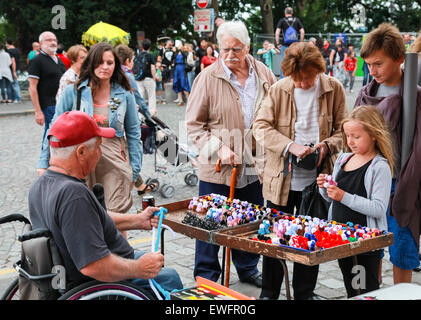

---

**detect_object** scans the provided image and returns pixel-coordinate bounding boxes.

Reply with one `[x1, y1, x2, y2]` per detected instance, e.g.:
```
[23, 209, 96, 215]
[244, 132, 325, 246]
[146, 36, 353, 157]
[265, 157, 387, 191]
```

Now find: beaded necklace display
[182, 193, 387, 252]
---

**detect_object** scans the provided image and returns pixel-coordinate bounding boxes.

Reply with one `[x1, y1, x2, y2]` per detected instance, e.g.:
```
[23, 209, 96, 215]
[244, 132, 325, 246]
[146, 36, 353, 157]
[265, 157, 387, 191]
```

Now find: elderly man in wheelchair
[1, 111, 182, 300]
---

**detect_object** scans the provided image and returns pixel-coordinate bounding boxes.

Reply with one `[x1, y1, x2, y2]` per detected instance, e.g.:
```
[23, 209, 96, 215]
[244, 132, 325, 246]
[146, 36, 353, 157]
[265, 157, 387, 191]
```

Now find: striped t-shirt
[290, 77, 320, 191]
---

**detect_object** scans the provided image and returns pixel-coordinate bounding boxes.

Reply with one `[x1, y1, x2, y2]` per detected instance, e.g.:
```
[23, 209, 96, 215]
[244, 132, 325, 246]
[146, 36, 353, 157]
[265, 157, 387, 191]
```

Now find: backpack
[133, 51, 149, 81]
[283, 18, 299, 46]
[162, 49, 175, 67]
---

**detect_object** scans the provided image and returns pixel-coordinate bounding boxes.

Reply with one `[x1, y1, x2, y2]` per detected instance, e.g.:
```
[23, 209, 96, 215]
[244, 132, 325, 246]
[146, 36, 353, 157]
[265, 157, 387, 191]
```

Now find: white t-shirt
[290, 77, 320, 191]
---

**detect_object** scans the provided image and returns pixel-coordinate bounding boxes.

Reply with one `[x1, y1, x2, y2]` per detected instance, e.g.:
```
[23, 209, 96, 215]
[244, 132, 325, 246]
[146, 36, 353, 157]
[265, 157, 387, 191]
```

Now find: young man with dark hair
[354, 23, 421, 284]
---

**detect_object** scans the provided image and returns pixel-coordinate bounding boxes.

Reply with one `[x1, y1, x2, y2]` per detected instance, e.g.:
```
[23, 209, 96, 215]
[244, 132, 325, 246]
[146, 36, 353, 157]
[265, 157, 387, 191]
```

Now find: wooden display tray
[161, 198, 394, 266]
[214, 223, 394, 266]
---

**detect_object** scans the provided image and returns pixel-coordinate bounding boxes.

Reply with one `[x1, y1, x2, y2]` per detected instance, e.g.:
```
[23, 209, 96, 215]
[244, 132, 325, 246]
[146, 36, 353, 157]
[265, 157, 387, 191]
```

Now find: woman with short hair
[253, 41, 347, 300]
[56, 44, 88, 102]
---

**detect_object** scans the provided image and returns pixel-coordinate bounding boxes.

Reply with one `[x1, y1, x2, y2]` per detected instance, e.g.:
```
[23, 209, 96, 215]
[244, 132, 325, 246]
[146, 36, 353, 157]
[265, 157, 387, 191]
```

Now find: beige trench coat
[252, 73, 347, 206]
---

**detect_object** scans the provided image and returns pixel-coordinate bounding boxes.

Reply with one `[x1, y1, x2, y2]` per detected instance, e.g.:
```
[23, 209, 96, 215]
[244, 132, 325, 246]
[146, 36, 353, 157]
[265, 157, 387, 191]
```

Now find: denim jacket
[38, 79, 142, 182]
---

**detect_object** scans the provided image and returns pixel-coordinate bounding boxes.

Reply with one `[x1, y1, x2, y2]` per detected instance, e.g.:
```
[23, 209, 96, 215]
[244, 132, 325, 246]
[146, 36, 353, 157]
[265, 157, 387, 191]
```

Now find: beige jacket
[186, 54, 277, 187]
[252, 73, 347, 206]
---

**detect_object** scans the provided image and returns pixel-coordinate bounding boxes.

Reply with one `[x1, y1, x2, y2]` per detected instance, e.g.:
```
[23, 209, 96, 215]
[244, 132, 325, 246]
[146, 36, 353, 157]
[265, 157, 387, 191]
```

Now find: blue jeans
[11, 77, 21, 102]
[362, 62, 373, 86]
[41, 105, 56, 150]
[194, 180, 263, 282]
[0, 78, 12, 101]
[279, 45, 288, 78]
[130, 251, 183, 292]
[387, 179, 420, 270]
[187, 71, 195, 90]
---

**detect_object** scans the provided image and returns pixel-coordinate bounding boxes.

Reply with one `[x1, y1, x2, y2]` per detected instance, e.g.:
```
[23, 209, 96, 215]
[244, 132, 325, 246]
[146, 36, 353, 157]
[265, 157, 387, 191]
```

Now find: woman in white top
[56, 45, 88, 103]
[253, 42, 347, 300]
[0, 43, 13, 103]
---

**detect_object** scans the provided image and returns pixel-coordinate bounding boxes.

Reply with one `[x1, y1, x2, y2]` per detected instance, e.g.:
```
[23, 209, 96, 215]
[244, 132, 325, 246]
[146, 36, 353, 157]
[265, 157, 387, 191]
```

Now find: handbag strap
[76, 88, 82, 111]
[316, 141, 331, 175]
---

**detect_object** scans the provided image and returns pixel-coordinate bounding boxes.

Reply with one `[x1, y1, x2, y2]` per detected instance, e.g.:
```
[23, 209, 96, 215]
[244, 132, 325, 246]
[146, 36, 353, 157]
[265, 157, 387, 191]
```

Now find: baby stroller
[140, 110, 198, 198]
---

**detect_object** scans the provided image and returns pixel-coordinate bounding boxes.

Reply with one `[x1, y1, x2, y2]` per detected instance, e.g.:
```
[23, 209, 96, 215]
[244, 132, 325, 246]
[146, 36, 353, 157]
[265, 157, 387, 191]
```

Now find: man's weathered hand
[139, 206, 160, 230]
[37, 168, 47, 176]
[135, 252, 164, 279]
[35, 110, 45, 126]
[217, 144, 239, 165]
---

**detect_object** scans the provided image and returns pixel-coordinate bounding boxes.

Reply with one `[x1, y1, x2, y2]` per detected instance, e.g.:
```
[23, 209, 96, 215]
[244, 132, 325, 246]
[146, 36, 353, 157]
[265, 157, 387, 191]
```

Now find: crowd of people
[3, 7, 420, 300]
[154, 37, 219, 106]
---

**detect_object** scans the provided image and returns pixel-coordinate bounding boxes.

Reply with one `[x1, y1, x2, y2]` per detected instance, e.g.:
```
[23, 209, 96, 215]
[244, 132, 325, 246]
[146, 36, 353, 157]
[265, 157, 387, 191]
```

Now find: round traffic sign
[197, 0, 209, 9]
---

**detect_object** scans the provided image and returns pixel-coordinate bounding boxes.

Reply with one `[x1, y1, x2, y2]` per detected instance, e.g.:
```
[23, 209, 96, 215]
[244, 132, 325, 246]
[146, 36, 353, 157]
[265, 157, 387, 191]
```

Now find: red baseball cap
[48, 111, 115, 148]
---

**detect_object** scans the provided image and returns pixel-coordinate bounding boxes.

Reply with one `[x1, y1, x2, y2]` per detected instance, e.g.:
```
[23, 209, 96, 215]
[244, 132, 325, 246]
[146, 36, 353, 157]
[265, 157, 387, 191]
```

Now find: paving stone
[319, 278, 346, 289]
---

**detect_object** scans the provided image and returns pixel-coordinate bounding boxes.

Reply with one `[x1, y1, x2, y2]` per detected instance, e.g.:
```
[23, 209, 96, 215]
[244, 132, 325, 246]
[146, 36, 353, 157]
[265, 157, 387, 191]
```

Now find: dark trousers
[260, 191, 320, 300]
[194, 180, 263, 282]
[338, 250, 381, 298]
[0, 77, 12, 100]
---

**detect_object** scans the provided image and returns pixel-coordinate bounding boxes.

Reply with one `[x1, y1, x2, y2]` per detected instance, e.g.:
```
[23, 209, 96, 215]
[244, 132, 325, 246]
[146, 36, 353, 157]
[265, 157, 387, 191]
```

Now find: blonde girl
[317, 105, 393, 298]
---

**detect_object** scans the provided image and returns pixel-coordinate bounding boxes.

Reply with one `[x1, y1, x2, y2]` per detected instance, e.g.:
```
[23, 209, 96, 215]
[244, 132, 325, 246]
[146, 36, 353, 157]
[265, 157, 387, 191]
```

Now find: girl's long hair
[341, 105, 394, 174]
[75, 42, 131, 94]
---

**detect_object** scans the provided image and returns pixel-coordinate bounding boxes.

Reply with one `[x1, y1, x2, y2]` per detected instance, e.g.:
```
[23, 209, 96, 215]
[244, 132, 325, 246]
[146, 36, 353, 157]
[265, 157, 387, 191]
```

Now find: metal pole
[402, 52, 418, 168]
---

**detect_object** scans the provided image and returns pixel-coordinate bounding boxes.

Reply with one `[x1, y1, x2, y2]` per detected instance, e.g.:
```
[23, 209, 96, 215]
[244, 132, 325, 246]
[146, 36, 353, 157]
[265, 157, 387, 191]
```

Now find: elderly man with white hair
[28, 31, 66, 170]
[186, 21, 277, 287]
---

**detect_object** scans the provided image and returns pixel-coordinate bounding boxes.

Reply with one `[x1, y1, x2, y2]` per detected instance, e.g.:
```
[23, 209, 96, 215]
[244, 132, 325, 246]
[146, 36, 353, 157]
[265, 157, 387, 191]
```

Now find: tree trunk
[210, 0, 220, 43]
[210, 0, 219, 14]
[260, 0, 274, 34]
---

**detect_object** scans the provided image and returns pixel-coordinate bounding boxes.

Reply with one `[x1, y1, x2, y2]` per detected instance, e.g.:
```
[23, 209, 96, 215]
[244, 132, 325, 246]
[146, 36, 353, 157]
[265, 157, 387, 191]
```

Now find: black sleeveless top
[332, 155, 372, 226]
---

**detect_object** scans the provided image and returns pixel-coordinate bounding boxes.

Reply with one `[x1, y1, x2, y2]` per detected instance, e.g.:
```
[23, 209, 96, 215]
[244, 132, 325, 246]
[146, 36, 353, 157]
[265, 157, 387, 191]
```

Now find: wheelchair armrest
[13, 260, 58, 281]
[0, 213, 30, 226]
[18, 229, 52, 242]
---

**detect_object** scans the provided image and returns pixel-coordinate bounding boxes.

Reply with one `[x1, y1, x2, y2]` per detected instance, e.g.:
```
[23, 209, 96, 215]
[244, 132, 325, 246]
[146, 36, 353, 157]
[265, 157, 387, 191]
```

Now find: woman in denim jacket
[38, 42, 141, 217]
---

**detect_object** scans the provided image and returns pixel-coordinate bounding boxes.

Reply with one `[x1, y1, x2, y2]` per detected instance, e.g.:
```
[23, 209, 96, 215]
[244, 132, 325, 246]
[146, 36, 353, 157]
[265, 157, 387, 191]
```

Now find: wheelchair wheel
[0, 278, 19, 300]
[58, 280, 154, 300]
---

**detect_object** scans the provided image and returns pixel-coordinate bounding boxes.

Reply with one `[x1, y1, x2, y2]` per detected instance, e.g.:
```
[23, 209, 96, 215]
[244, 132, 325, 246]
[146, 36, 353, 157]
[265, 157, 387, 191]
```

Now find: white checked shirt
[221, 59, 258, 188]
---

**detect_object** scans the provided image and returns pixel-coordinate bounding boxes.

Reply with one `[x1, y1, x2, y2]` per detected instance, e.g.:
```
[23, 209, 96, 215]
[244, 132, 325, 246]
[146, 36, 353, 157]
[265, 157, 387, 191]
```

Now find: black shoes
[240, 271, 263, 288]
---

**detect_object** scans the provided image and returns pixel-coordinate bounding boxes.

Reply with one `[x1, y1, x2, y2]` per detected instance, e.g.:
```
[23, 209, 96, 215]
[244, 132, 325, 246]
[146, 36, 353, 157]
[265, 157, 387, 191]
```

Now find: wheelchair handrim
[79, 289, 143, 300]
[66, 284, 150, 300]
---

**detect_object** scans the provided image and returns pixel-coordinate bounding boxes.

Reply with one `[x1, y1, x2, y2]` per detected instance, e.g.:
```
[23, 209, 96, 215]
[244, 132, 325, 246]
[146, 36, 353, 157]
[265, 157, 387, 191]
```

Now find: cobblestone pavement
[1, 80, 420, 300]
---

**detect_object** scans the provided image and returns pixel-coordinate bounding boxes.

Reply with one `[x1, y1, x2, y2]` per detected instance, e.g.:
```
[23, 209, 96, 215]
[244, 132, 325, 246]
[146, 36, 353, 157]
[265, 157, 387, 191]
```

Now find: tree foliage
[0, 0, 420, 55]
[217, 0, 421, 34]
[0, 0, 193, 53]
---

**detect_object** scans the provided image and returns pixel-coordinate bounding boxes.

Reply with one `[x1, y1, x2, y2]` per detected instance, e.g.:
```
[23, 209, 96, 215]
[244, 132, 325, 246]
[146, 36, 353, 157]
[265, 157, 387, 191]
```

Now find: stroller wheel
[184, 173, 191, 185]
[185, 173, 198, 186]
[148, 179, 160, 191]
[160, 184, 175, 198]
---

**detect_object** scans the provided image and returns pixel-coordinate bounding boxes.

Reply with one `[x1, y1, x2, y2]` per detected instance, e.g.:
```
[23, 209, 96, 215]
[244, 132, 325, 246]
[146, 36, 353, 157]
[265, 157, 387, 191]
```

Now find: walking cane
[216, 158, 238, 288]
